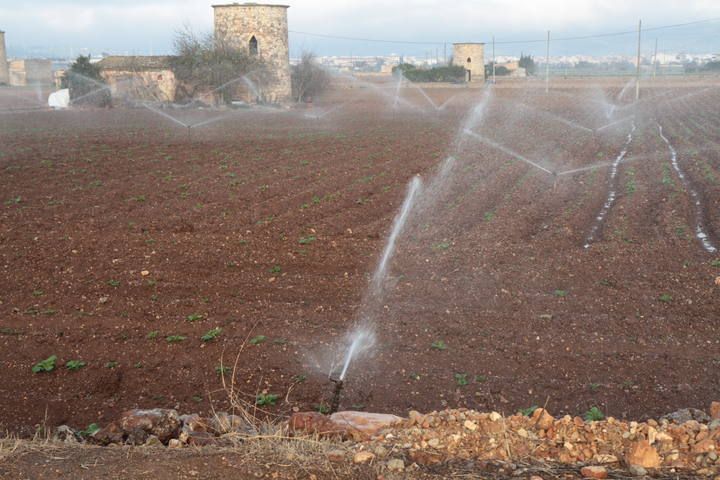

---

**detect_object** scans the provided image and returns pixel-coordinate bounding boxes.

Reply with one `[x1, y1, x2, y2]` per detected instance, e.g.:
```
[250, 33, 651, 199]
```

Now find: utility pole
[492, 36, 496, 84]
[653, 38, 658, 79]
[635, 19, 642, 101]
[444, 43, 447, 65]
[545, 30, 551, 93]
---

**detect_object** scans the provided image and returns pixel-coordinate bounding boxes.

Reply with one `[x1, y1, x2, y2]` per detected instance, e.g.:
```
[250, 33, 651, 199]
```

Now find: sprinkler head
[329, 378, 344, 414]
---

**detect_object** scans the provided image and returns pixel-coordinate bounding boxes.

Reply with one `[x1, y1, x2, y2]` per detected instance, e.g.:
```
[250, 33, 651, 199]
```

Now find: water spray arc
[658, 124, 717, 254]
[328, 176, 423, 411]
[584, 123, 636, 249]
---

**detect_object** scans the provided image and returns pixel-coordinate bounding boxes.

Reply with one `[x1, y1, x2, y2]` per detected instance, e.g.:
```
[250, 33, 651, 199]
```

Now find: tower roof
[212, 3, 289, 8]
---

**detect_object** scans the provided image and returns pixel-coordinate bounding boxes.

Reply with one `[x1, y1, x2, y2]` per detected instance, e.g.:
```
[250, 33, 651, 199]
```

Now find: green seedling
[146, 331, 159, 339]
[65, 360, 86, 371]
[433, 242, 451, 250]
[186, 313, 203, 322]
[659, 294, 673, 303]
[105, 361, 119, 369]
[256, 393, 279, 406]
[314, 403, 330, 414]
[201, 328, 222, 342]
[249, 335, 267, 345]
[553, 289, 568, 297]
[299, 235, 316, 245]
[32, 355, 57, 373]
[454, 373, 469, 386]
[216, 365, 231, 376]
[431, 340, 447, 351]
[166, 335, 186, 343]
[107, 280, 120, 287]
[78, 423, 100, 438]
[519, 405, 539, 417]
[584, 406, 605, 422]
[269, 265, 282, 274]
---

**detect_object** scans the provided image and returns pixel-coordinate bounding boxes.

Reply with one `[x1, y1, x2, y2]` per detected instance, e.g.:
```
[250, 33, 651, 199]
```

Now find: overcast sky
[2, 0, 719, 58]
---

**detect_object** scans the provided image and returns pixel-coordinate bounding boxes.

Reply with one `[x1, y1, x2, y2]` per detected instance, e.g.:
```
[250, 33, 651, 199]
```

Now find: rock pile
[290, 402, 720, 475]
[51, 402, 720, 476]
[88, 409, 254, 447]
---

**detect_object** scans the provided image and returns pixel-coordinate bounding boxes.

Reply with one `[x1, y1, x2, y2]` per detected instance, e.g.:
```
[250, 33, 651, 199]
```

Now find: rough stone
[531, 408, 554, 430]
[180, 414, 209, 433]
[54, 425, 77, 443]
[186, 431, 217, 447]
[126, 428, 149, 446]
[326, 450, 346, 463]
[92, 422, 124, 446]
[387, 458, 405, 472]
[580, 466, 608, 479]
[210, 412, 252, 435]
[463, 420, 478, 431]
[119, 409, 180, 443]
[592, 454, 619, 464]
[289, 412, 344, 438]
[168, 438, 183, 448]
[144, 435, 162, 447]
[353, 450, 375, 464]
[661, 409, 710, 425]
[711, 402, 720, 421]
[329, 411, 404, 440]
[626, 440, 661, 469]
[628, 465, 647, 477]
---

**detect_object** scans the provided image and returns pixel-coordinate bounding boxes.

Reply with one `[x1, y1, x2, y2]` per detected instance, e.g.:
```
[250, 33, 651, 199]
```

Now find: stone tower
[213, 3, 291, 103]
[453, 43, 485, 83]
[0, 31, 9, 85]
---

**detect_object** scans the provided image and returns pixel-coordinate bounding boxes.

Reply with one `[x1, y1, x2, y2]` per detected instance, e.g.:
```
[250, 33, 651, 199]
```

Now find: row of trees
[392, 63, 466, 83]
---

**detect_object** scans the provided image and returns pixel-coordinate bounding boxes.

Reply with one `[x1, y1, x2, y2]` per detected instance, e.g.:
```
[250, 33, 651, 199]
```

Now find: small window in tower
[467, 57, 472, 63]
[249, 36, 258, 56]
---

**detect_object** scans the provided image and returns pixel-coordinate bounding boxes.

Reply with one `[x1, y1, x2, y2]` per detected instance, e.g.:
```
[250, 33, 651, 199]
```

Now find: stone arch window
[467, 57, 472, 63]
[249, 36, 258, 56]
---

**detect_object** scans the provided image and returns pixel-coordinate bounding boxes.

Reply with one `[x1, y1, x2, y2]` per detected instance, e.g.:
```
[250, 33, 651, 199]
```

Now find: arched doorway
[249, 36, 258, 56]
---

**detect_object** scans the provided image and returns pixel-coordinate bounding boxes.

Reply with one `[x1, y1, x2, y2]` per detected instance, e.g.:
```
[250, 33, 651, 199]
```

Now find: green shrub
[392, 64, 466, 83]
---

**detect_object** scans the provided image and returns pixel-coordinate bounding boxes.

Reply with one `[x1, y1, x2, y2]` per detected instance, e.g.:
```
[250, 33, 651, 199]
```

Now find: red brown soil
[0, 78, 719, 436]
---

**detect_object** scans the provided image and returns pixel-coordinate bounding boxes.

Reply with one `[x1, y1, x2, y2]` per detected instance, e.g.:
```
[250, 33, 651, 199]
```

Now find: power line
[289, 30, 444, 46]
[289, 16, 720, 47]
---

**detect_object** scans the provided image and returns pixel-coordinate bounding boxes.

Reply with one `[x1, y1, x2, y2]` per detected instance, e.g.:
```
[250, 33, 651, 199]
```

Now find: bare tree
[291, 52, 331, 103]
[170, 28, 270, 104]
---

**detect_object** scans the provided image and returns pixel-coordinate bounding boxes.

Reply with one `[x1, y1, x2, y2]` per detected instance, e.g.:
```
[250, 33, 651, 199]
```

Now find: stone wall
[453, 44, 485, 83]
[0, 31, 9, 85]
[101, 69, 177, 103]
[9, 59, 53, 87]
[213, 3, 291, 103]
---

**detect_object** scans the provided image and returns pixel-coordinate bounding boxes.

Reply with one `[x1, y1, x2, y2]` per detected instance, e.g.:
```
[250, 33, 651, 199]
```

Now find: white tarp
[48, 89, 70, 109]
